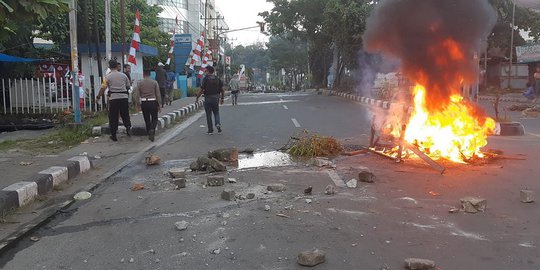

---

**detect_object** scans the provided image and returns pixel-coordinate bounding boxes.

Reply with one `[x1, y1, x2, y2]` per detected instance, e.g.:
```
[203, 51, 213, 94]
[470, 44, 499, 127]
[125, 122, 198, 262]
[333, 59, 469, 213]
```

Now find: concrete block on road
[163, 115, 172, 127]
[3, 182, 38, 207]
[460, 197, 487, 213]
[221, 189, 235, 201]
[404, 258, 436, 270]
[207, 175, 225, 186]
[267, 183, 286, 192]
[168, 112, 177, 122]
[39, 166, 68, 187]
[157, 118, 166, 130]
[172, 178, 186, 189]
[520, 190, 535, 203]
[68, 156, 92, 174]
[92, 126, 102, 136]
[30, 174, 54, 195]
[0, 190, 20, 215]
[168, 168, 187, 178]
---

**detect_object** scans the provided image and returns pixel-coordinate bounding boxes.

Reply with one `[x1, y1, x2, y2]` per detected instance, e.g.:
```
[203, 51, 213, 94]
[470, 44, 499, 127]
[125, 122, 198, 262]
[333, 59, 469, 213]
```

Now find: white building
[150, 0, 228, 54]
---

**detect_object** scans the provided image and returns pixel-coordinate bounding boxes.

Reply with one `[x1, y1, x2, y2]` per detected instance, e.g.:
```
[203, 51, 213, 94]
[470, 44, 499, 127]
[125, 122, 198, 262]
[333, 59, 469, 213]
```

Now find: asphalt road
[0, 92, 539, 270]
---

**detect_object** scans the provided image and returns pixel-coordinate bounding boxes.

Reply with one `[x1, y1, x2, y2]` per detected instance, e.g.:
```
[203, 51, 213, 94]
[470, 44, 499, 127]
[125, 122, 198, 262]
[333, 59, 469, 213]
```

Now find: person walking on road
[229, 74, 240, 105]
[165, 64, 175, 106]
[196, 66, 225, 134]
[133, 70, 161, 142]
[97, 60, 132, 141]
[155, 62, 167, 108]
[534, 66, 540, 98]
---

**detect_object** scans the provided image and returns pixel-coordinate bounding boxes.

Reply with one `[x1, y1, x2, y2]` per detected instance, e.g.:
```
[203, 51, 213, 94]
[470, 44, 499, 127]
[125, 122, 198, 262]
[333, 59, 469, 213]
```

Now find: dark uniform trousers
[141, 100, 159, 133]
[109, 98, 131, 135]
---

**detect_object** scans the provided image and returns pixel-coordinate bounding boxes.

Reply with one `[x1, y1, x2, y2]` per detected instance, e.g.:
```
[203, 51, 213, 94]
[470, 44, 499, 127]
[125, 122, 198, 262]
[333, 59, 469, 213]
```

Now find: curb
[478, 95, 540, 104]
[323, 90, 525, 136]
[0, 156, 92, 216]
[94, 100, 205, 136]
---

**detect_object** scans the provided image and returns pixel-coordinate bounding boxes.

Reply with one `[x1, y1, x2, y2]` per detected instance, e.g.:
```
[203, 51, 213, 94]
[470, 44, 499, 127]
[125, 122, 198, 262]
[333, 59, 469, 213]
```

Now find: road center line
[291, 118, 301, 128]
[283, 105, 288, 110]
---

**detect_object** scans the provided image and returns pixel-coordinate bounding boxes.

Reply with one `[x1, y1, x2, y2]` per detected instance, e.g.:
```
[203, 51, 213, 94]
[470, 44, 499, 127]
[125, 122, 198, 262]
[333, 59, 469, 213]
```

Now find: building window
[157, 0, 187, 9]
[159, 18, 190, 34]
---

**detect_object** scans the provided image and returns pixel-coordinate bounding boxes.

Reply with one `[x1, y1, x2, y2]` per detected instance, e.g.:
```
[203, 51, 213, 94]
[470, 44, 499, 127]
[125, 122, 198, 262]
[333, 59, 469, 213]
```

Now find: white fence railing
[0, 77, 102, 115]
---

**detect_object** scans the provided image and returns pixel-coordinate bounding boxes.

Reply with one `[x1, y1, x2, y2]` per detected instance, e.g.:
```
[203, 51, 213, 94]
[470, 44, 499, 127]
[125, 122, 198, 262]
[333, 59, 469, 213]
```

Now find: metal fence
[0, 77, 101, 115]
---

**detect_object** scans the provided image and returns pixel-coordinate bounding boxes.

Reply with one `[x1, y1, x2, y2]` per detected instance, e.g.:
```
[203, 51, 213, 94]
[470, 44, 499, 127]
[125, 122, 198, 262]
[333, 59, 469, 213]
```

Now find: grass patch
[187, 87, 199, 97]
[286, 130, 343, 158]
[0, 140, 16, 151]
[0, 111, 109, 154]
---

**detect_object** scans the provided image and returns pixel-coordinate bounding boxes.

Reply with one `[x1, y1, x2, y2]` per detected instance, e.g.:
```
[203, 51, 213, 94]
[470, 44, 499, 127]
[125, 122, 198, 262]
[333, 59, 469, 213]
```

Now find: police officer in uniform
[195, 66, 225, 134]
[97, 60, 132, 141]
[133, 70, 161, 141]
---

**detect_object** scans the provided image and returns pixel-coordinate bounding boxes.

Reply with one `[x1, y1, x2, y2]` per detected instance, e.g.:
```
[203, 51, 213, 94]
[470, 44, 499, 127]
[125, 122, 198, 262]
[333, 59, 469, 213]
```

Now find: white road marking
[291, 118, 301, 128]
[232, 100, 299, 106]
[326, 169, 346, 187]
[527, 132, 540, 138]
[283, 105, 288, 110]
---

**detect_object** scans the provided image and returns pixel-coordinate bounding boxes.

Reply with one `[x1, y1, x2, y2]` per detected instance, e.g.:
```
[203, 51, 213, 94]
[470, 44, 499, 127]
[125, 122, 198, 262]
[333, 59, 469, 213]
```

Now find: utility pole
[69, 0, 81, 123]
[508, 0, 516, 89]
[120, 0, 126, 66]
[92, 0, 105, 106]
[105, 0, 112, 60]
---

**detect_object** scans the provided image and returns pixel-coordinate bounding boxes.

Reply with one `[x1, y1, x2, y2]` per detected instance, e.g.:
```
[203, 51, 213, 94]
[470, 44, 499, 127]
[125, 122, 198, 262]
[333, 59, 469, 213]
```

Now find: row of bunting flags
[127, 11, 216, 78]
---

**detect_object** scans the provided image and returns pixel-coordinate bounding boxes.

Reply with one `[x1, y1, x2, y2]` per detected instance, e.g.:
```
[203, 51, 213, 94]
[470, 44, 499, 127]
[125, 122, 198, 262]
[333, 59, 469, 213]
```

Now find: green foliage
[37, 0, 170, 66]
[0, 0, 68, 44]
[288, 132, 343, 158]
[0, 140, 16, 151]
[187, 87, 198, 97]
[227, 43, 270, 84]
[172, 89, 183, 100]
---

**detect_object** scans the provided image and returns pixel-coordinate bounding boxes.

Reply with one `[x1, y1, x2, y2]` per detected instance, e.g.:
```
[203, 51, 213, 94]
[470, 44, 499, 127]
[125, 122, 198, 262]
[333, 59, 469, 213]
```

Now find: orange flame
[399, 84, 495, 163]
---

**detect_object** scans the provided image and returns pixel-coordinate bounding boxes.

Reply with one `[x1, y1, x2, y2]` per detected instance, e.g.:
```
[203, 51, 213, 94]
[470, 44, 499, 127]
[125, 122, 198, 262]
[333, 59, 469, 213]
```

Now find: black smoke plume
[363, 0, 497, 111]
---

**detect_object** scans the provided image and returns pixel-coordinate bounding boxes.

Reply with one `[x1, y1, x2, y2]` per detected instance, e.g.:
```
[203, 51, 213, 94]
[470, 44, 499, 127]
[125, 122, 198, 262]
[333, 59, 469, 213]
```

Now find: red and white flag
[127, 10, 141, 65]
[198, 49, 213, 78]
[189, 32, 205, 70]
[166, 16, 178, 65]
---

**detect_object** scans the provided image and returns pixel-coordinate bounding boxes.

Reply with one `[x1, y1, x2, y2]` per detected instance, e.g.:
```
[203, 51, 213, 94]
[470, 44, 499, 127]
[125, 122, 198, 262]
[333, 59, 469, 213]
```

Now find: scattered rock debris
[357, 167, 375, 183]
[168, 168, 187, 178]
[460, 197, 487, 213]
[130, 184, 145, 191]
[30, 236, 40, 242]
[228, 178, 237, 183]
[404, 258, 436, 270]
[297, 249, 326, 267]
[246, 193, 255, 199]
[325, 185, 335, 195]
[264, 205, 271, 211]
[304, 186, 312, 195]
[172, 178, 186, 189]
[208, 148, 239, 162]
[175, 221, 189, 231]
[267, 184, 286, 192]
[221, 189, 236, 201]
[207, 175, 225, 186]
[346, 179, 358, 188]
[145, 154, 161, 165]
[520, 190, 535, 203]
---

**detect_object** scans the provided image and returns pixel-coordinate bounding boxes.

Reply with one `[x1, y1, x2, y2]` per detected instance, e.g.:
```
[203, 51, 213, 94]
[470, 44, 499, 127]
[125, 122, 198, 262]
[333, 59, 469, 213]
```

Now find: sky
[215, 0, 274, 46]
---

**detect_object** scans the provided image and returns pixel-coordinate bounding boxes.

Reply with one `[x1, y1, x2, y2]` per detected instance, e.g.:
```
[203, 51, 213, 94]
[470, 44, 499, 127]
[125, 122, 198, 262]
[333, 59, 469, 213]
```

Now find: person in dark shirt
[195, 66, 225, 134]
[155, 62, 167, 108]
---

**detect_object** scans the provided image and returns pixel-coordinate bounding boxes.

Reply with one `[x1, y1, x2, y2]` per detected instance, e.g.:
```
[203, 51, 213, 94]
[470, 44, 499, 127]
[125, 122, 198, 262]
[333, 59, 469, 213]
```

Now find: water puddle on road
[237, 151, 294, 169]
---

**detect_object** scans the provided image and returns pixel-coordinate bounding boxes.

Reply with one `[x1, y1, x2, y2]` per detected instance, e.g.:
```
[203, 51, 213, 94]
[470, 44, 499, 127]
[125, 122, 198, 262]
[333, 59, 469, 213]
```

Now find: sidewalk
[0, 96, 203, 216]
